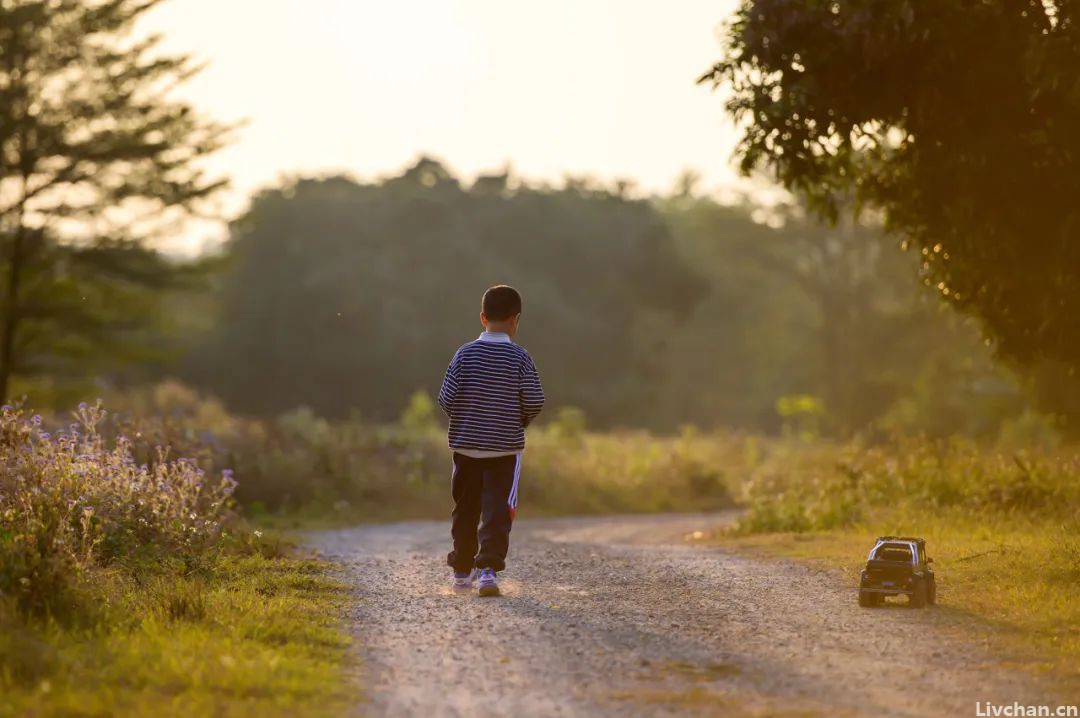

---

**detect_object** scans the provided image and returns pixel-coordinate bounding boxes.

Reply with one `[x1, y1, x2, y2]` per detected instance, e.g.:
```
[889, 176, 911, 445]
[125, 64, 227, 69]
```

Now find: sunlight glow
[138, 0, 743, 252]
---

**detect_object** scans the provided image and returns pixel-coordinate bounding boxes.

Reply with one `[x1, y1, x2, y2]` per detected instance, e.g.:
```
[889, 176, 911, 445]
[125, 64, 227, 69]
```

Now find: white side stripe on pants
[509, 453, 522, 510]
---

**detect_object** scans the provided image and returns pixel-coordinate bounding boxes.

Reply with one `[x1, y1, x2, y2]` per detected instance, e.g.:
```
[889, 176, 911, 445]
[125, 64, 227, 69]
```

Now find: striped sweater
[437, 332, 545, 455]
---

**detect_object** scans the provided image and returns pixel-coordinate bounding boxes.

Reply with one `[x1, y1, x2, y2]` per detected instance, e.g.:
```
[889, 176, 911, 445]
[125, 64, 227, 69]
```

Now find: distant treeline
[181, 158, 1035, 437]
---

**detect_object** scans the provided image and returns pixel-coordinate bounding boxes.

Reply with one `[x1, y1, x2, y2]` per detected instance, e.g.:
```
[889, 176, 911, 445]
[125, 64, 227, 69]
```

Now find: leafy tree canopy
[188, 159, 706, 426]
[701, 0, 1080, 370]
[186, 159, 1022, 435]
[0, 0, 229, 401]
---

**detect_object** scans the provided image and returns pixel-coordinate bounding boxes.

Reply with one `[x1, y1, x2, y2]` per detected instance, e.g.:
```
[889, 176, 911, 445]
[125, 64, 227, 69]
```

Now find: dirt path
[307, 514, 1054, 718]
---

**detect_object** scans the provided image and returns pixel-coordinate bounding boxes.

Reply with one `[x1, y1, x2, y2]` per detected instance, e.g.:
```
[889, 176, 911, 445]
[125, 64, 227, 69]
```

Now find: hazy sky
[140, 0, 743, 251]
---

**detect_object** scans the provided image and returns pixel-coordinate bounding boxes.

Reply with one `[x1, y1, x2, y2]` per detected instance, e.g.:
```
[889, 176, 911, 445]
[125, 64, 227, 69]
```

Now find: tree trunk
[0, 220, 27, 404]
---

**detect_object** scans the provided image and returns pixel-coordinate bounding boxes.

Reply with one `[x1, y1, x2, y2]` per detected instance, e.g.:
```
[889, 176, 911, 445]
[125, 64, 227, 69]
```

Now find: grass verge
[0, 550, 355, 718]
[709, 511, 1080, 698]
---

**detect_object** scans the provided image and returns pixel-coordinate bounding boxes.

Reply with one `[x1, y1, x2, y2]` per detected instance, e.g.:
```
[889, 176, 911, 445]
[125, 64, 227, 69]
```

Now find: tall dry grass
[93, 383, 748, 520]
[735, 437, 1080, 533]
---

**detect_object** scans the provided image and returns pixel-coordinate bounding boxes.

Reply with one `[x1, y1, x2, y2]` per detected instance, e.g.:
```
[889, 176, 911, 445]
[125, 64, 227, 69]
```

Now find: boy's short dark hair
[482, 285, 522, 321]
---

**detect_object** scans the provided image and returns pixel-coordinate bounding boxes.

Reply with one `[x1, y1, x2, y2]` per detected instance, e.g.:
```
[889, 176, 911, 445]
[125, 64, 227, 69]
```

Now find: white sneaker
[452, 569, 476, 593]
[477, 568, 500, 597]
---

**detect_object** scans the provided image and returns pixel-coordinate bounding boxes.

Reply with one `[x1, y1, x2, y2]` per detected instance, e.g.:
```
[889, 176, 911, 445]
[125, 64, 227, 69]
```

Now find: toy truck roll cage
[858, 536, 936, 608]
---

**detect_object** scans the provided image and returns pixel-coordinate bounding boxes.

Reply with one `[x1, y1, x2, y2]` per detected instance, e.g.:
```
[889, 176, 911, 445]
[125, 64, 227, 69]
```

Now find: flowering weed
[0, 402, 236, 616]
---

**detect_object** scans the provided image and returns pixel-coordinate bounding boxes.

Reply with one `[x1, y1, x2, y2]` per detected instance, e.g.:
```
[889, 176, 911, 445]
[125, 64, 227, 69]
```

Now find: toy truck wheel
[927, 577, 937, 605]
[908, 579, 928, 608]
[858, 590, 879, 607]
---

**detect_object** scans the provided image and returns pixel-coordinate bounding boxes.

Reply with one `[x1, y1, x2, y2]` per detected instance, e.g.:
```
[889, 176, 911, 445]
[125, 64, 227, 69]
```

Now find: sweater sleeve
[437, 351, 461, 416]
[519, 352, 545, 427]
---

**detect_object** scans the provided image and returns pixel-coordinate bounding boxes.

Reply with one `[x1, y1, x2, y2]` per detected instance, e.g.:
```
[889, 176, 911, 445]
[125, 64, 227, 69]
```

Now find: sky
[139, 0, 744, 252]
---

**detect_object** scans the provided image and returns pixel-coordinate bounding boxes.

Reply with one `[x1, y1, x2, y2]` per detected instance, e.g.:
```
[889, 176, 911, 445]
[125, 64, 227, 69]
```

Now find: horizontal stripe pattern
[438, 337, 545, 452]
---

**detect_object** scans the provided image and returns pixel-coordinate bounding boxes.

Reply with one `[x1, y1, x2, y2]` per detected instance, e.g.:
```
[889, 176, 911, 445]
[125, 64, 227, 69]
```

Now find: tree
[186, 160, 705, 426]
[655, 194, 1021, 435]
[700, 1, 1080, 374]
[188, 160, 1021, 436]
[0, 0, 229, 401]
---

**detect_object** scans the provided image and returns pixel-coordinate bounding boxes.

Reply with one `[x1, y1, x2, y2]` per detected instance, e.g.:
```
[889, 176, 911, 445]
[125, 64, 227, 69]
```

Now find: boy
[437, 285, 545, 597]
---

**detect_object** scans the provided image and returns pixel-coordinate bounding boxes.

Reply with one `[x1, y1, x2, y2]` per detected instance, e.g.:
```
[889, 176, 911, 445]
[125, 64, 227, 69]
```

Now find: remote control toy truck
[858, 536, 936, 608]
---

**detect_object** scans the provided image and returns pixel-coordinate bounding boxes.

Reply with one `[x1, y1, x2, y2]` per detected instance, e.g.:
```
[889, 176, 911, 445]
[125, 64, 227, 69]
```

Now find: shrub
[0, 403, 236, 616]
[733, 437, 1080, 534]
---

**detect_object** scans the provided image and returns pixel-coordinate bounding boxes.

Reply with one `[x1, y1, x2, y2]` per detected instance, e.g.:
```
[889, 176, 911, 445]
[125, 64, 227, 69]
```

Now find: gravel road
[307, 514, 1054, 718]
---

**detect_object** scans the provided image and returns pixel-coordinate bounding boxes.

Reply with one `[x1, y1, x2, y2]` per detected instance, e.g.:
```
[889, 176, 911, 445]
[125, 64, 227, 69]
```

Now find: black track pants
[446, 452, 521, 573]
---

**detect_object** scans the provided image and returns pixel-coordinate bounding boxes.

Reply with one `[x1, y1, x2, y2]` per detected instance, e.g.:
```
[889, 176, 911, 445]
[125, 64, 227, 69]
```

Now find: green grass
[708, 436, 1080, 697]
[0, 552, 356, 718]
[710, 510, 1080, 698]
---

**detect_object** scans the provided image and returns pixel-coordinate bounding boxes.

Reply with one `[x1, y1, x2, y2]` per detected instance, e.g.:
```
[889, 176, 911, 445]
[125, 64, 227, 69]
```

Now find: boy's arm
[520, 353, 545, 427]
[437, 353, 461, 416]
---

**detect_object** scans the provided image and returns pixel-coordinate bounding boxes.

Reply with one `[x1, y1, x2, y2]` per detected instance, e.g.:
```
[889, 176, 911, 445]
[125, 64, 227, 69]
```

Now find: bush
[88, 382, 1080, 534]
[95, 384, 745, 518]
[733, 437, 1080, 534]
[0, 402, 236, 616]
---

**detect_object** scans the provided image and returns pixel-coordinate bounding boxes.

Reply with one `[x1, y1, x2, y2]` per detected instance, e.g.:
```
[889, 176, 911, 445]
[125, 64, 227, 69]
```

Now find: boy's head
[481, 285, 522, 337]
